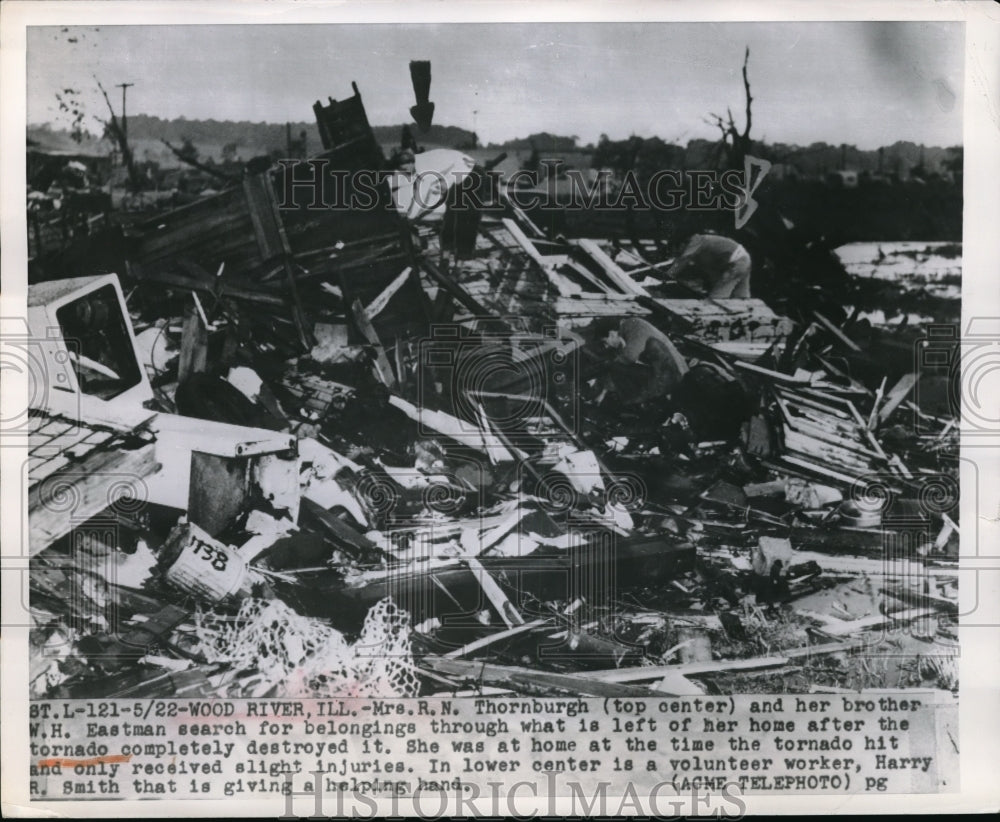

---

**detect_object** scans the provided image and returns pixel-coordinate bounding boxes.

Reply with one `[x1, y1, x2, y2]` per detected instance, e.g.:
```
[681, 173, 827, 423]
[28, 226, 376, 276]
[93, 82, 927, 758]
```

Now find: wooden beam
[177, 301, 208, 384]
[132, 267, 286, 307]
[813, 310, 863, 353]
[734, 359, 812, 385]
[799, 607, 938, 637]
[365, 267, 412, 320]
[652, 672, 704, 695]
[466, 556, 525, 629]
[878, 373, 918, 425]
[421, 656, 659, 697]
[350, 298, 398, 390]
[443, 618, 550, 659]
[570, 640, 866, 683]
[29, 443, 160, 556]
[418, 255, 498, 319]
[881, 585, 958, 614]
[243, 172, 313, 351]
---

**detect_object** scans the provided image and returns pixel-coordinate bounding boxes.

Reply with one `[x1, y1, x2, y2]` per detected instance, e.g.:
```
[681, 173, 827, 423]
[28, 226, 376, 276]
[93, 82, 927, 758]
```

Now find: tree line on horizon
[28, 114, 961, 181]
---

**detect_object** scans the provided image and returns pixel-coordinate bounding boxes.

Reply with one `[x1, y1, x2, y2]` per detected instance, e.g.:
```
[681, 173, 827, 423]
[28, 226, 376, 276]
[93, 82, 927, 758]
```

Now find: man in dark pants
[665, 233, 753, 298]
[601, 317, 689, 403]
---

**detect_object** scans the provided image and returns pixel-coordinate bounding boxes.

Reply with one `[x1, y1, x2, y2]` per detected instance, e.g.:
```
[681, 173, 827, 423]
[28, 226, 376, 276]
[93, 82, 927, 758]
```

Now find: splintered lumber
[443, 618, 550, 659]
[797, 607, 938, 636]
[734, 360, 812, 385]
[29, 442, 160, 556]
[764, 548, 954, 579]
[243, 172, 312, 350]
[881, 584, 958, 614]
[387, 395, 515, 461]
[652, 672, 704, 696]
[418, 256, 497, 319]
[568, 640, 866, 684]
[101, 604, 190, 659]
[129, 267, 286, 307]
[877, 373, 919, 425]
[571, 656, 790, 683]
[777, 454, 867, 486]
[867, 376, 888, 429]
[351, 298, 398, 390]
[502, 217, 574, 296]
[364, 267, 412, 320]
[780, 522, 887, 556]
[652, 297, 793, 340]
[466, 556, 525, 628]
[178, 301, 208, 384]
[813, 310, 863, 353]
[421, 656, 659, 697]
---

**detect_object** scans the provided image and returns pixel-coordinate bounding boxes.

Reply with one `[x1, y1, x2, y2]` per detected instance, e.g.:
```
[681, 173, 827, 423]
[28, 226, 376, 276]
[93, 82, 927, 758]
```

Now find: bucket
[163, 522, 249, 603]
[837, 499, 883, 529]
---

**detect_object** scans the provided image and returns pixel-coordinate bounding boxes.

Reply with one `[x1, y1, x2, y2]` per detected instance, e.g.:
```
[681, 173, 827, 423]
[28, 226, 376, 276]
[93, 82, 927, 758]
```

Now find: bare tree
[705, 47, 754, 170]
[161, 139, 238, 184]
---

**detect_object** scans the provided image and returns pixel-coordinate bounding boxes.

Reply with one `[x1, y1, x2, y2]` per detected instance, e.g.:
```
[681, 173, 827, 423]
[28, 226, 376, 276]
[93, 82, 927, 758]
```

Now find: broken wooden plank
[572, 655, 791, 683]
[881, 585, 959, 614]
[418, 256, 498, 319]
[102, 604, 191, 660]
[29, 442, 160, 556]
[145, 269, 285, 307]
[350, 298, 398, 390]
[443, 618, 550, 659]
[867, 376, 888, 429]
[243, 172, 313, 350]
[652, 672, 706, 695]
[178, 301, 208, 384]
[570, 640, 866, 683]
[797, 607, 938, 636]
[877, 373, 919, 425]
[813, 310, 863, 353]
[778, 454, 868, 486]
[466, 556, 525, 629]
[734, 359, 812, 385]
[502, 217, 573, 296]
[421, 656, 659, 697]
[364, 267, 412, 320]
[388, 395, 516, 461]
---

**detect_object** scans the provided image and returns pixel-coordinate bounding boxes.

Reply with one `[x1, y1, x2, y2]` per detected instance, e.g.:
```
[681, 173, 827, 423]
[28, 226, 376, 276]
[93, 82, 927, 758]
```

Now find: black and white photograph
[2, 1, 998, 816]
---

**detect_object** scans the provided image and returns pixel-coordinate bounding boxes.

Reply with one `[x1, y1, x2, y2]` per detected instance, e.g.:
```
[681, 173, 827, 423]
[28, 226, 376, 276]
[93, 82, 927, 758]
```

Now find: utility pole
[117, 82, 134, 142]
[472, 110, 478, 149]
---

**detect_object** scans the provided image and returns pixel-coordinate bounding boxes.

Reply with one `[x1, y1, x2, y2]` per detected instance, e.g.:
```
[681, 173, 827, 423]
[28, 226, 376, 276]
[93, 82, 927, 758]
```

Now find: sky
[26, 22, 964, 149]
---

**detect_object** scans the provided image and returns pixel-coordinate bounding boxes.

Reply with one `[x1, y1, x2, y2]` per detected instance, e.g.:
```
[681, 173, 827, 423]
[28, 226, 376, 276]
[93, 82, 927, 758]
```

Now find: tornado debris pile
[25, 81, 960, 700]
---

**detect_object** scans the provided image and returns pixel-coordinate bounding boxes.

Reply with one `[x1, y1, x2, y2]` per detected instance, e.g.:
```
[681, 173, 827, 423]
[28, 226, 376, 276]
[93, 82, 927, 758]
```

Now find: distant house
[860, 170, 892, 186]
[767, 162, 800, 181]
[826, 169, 859, 188]
[27, 131, 114, 191]
[463, 148, 525, 181]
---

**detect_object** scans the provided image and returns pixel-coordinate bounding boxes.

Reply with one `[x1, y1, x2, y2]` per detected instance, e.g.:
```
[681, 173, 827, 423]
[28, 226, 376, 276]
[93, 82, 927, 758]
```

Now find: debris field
[26, 81, 960, 701]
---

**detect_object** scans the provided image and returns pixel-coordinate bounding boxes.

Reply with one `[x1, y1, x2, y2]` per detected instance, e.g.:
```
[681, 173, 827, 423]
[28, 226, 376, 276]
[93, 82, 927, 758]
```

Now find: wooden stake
[443, 618, 550, 659]
[466, 556, 524, 629]
[178, 301, 208, 384]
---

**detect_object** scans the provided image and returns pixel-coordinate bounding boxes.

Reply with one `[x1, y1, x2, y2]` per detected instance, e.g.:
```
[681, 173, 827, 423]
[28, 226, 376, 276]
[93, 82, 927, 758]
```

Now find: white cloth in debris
[298, 437, 368, 526]
[389, 149, 476, 223]
[226, 366, 263, 401]
[133, 325, 174, 375]
[551, 445, 604, 496]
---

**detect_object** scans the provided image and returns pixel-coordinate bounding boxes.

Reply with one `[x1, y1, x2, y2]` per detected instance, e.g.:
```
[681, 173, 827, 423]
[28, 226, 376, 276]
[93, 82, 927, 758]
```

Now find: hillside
[28, 116, 960, 181]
